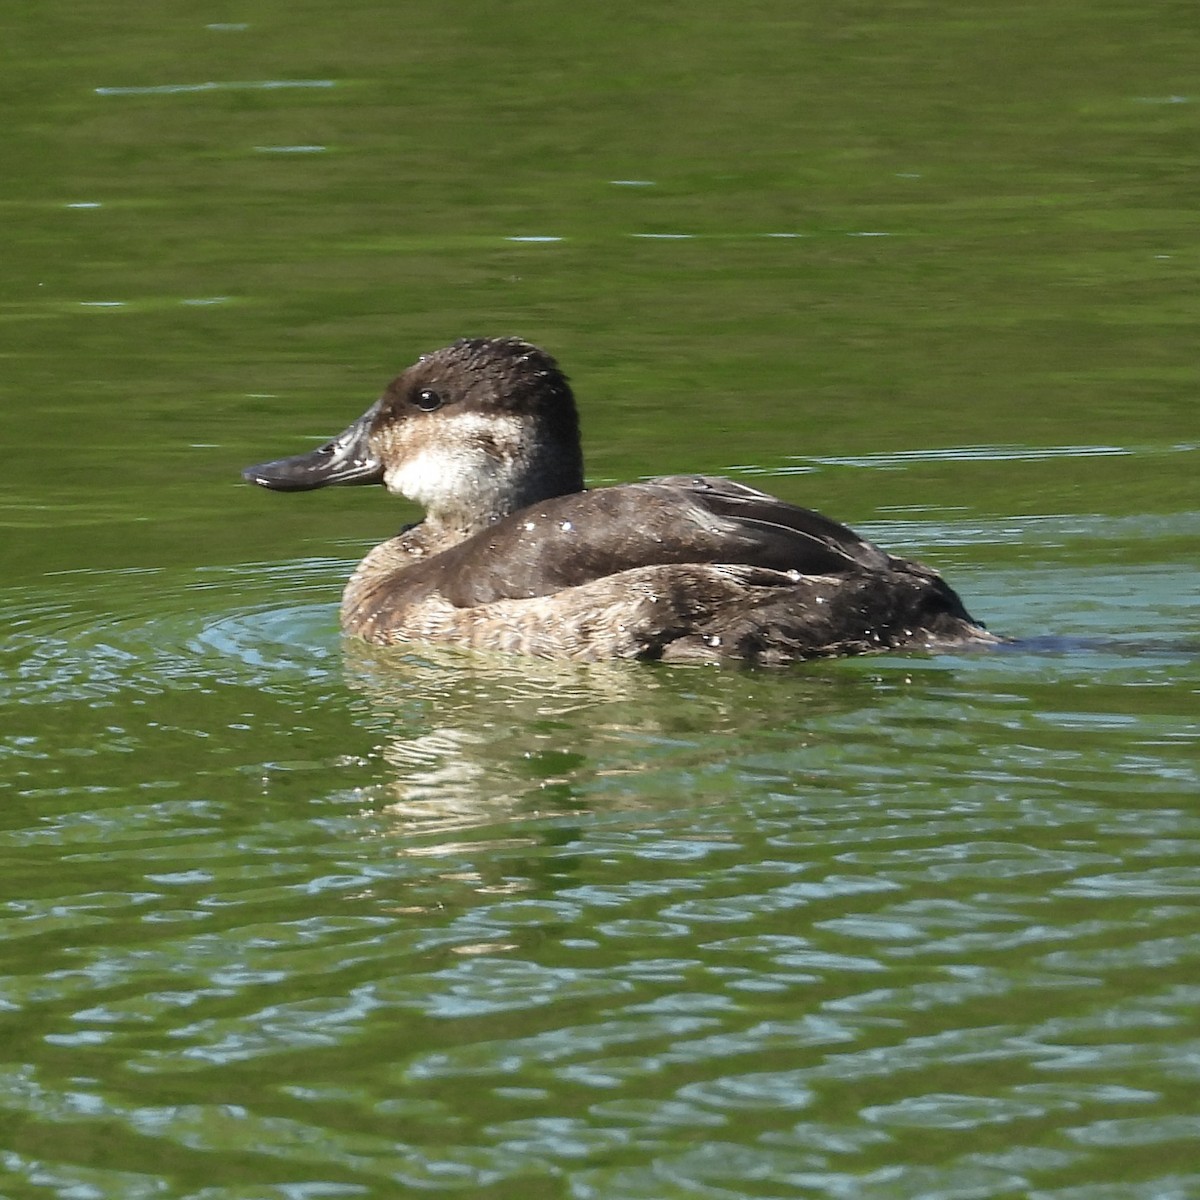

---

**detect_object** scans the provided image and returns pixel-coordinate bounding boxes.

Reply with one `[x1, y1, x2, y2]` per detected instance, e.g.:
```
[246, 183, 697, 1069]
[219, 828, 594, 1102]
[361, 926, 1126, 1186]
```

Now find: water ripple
[1, 543, 1197, 1198]
[95, 79, 337, 96]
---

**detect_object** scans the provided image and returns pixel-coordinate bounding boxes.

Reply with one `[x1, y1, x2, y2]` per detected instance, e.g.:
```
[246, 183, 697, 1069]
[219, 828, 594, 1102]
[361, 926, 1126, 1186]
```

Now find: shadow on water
[996, 633, 1200, 658]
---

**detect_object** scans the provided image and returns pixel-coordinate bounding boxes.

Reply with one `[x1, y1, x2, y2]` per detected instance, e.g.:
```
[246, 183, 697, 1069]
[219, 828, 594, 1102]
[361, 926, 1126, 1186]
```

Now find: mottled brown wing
[647, 475, 892, 572]
[419, 477, 893, 608]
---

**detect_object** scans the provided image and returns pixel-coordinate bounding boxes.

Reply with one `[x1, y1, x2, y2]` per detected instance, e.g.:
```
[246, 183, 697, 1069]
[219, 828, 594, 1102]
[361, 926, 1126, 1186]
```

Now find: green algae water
[2, 0, 1198, 1196]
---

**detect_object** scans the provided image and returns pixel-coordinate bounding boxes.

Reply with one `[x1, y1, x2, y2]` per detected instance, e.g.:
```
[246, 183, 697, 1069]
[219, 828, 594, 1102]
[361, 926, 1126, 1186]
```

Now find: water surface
[2, 1, 1198, 1196]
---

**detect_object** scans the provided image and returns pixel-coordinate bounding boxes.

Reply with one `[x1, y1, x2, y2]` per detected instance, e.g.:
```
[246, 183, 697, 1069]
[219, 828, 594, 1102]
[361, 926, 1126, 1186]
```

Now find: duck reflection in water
[338, 637, 882, 836]
[243, 337, 998, 664]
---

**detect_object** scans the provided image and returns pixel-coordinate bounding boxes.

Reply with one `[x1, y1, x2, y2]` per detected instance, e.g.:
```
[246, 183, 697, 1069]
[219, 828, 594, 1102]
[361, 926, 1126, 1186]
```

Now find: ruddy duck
[243, 337, 997, 663]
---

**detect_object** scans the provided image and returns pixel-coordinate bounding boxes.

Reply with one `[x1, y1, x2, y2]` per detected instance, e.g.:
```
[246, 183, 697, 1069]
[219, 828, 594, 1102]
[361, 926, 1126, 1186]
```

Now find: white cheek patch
[383, 411, 526, 511]
[385, 445, 477, 507]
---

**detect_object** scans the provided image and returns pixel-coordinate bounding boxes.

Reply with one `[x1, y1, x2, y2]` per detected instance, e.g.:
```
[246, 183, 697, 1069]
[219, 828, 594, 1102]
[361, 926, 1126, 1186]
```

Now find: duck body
[244, 338, 997, 664]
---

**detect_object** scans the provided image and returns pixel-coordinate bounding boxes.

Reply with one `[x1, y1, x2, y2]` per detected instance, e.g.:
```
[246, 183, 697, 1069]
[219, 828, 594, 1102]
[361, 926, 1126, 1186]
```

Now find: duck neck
[413, 437, 585, 545]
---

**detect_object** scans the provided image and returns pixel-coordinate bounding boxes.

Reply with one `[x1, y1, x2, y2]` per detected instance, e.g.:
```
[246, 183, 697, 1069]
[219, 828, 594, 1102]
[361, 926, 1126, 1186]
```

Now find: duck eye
[414, 388, 444, 412]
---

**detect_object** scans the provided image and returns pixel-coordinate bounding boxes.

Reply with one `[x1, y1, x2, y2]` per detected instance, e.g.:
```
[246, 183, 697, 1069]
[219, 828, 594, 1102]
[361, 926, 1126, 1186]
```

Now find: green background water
[2, 1, 1197, 1196]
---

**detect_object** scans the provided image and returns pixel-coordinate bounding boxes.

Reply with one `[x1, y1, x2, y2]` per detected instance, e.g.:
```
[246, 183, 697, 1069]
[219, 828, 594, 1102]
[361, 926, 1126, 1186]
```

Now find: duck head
[243, 337, 585, 534]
